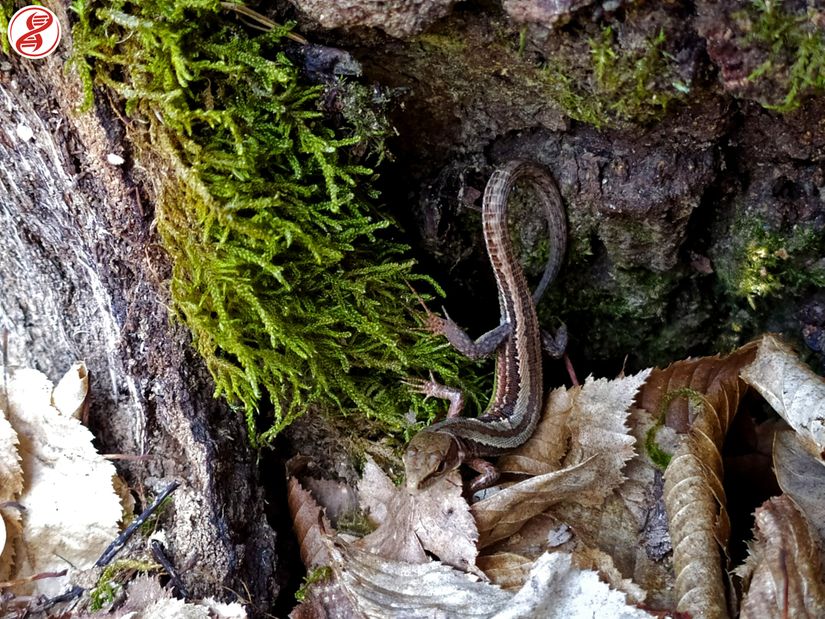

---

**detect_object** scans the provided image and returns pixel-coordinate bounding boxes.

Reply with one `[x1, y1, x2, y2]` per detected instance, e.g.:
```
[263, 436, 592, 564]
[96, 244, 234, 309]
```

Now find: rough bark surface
[0, 7, 279, 610]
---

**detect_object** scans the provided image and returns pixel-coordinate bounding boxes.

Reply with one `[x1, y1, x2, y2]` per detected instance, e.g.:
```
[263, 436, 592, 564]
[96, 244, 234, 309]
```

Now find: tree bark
[0, 5, 280, 609]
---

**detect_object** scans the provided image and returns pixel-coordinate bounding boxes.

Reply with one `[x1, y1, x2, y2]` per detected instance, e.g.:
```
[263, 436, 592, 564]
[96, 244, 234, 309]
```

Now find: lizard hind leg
[467, 458, 500, 494]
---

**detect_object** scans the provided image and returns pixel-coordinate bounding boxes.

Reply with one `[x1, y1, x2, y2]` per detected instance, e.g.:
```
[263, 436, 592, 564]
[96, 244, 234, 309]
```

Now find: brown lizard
[403, 160, 567, 493]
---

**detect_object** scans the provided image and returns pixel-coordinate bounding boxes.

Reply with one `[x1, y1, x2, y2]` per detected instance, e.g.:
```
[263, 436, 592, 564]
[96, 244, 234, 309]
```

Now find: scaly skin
[404, 160, 567, 492]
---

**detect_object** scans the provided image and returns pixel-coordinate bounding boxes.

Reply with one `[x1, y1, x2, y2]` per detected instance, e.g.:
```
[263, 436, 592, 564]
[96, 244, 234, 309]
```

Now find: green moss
[90, 559, 158, 611]
[71, 0, 484, 443]
[544, 26, 685, 129]
[717, 217, 825, 308]
[739, 0, 825, 113]
[0, 0, 13, 54]
[295, 566, 333, 602]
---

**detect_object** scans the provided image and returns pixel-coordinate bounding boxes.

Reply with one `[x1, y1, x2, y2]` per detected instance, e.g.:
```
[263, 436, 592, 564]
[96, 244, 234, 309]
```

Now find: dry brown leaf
[4, 366, 122, 596]
[741, 334, 825, 457]
[636, 343, 756, 619]
[285, 475, 358, 619]
[772, 430, 825, 544]
[287, 476, 335, 570]
[738, 495, 825, 619]
[473, 372, 648, 548]
[476, 552, 532, 590]
[357, 457, 478, 572]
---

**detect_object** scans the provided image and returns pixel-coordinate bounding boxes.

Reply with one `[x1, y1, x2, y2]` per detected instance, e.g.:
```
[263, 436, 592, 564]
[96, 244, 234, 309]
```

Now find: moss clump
[0, 0, 13, 54]
[544, 26, 686, 129]
[738, 0, 825, 113]
[71, 0, 483, 443]
[717, 217, 825, 308]
[89, 559, 158, 611]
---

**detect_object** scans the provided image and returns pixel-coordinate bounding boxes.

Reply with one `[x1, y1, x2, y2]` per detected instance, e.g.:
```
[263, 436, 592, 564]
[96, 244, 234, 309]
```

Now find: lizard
[403, 160, 568, 493]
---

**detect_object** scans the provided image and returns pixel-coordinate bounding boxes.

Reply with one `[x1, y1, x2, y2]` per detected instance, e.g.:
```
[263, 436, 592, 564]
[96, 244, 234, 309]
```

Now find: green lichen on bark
[70, 0, 483, 443]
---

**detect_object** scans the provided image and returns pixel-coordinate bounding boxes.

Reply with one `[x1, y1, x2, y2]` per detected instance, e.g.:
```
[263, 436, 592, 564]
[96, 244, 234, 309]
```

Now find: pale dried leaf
[357, 457, 398, 527]
[571, 545, 647, 605]
[473, 457, 602, 548]
[489, 552, 655, 619]
[287, 476, 335, 569]
[289, 578, 359, 619]
[773, 430, 825, 544]
[329, 537, 511, 617]
[741, 334, 825, 457]
[357, 457, 478, 572]
[474, 372, 647, 547]
[638, 344, 756, 619]
[738, 496, 825, 619]
[51, 361, 88, 419]
[0, 405, 22, 580]
[6, 367, 121, 596]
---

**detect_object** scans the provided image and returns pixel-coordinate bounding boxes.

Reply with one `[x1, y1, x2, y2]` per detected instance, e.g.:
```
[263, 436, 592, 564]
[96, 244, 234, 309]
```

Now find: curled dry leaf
[51, 361, 89, 419]
[637, 343, 756, 619]
[772, 430, 825, 545]
[738, 496, 825, 619]
[286, 475, 356, 619]
[287, 476, 335, 570]
[3, 366, 122, 597]
[357, 457, 479, 572]
[0, 402, 22, 580]
[473, 372, 648, 547]
[741, 334, 825, 458]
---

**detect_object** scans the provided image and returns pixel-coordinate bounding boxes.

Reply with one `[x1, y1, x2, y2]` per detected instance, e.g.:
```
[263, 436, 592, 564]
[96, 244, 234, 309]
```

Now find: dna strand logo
[7, 6, 61, 59]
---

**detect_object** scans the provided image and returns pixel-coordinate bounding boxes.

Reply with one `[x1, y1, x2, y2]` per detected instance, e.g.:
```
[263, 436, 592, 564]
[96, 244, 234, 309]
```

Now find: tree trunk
[0, 5, 281, 608]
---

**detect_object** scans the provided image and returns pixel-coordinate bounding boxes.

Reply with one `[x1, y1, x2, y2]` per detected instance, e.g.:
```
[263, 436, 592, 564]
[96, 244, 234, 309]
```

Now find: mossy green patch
[90, 559, 158, 611]
[738, 0, 825, 113]
[295, 566, 333, 602]
[544, 26, 686, 129]
[71, 0, 484, 443]
[717, 216, 825, 308]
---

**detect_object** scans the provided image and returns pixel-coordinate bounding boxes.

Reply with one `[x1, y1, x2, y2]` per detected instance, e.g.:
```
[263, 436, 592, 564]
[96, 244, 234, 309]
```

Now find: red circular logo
[7, 6, 61, 59]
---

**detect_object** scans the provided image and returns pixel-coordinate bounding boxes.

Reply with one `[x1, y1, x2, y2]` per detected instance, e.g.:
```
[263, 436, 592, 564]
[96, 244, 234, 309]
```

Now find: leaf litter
[287, 334, 825, 618]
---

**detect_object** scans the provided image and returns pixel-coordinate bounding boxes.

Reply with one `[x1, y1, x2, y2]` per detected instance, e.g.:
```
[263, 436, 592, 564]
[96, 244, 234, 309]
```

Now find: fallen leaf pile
[287, 334, 825, 618]
[0, 362, 122, 597]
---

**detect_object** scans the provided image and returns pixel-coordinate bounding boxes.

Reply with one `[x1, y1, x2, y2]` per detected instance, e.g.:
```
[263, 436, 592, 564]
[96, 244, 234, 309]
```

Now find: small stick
[96, 480, 180, 568]
[150, 539, 189, 599]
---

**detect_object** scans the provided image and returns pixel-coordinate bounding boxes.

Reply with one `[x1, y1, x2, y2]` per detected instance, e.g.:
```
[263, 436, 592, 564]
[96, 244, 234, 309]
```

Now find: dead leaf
[637, 344, 756, 619]
[738, 495, 825, 619]
[772, 430, 825, 544]
[476, 552, 532, 590]
[287, 476, 335, 570]
[490, 552, 654, 619]
[51, 361, 88, 419]
[741, 334, 825, 458]
[0, 401, 22, 580]
[3, 366, 122, 596]
[286, 475, 358, 618]
[357, 457, 479, 572]
[330, 537, 510, 617]
[473, 372, 648, 547]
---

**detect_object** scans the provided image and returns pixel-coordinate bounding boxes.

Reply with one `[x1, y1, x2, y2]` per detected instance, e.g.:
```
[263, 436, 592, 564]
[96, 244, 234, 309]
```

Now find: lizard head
[403, 431, 464, 491]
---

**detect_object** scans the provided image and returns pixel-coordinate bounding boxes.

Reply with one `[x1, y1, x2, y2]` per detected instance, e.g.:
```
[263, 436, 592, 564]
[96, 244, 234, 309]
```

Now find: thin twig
[96, 480, 180, 568]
